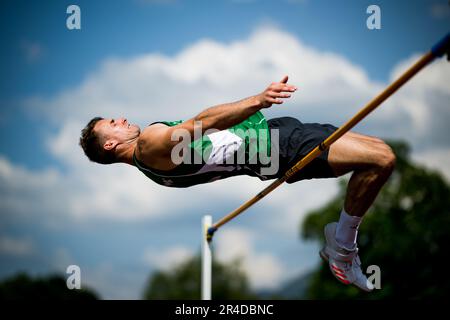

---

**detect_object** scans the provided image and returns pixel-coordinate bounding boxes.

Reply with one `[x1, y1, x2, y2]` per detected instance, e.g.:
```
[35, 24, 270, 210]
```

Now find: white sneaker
[320, 222, 374, 292]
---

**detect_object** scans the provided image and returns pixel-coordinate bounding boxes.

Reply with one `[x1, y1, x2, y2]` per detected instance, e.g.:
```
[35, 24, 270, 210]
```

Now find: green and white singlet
[133, 111, 272, 188]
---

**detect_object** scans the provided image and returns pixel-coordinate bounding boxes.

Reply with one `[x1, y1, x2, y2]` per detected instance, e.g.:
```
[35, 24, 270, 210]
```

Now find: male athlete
[79, 76, 395, 292]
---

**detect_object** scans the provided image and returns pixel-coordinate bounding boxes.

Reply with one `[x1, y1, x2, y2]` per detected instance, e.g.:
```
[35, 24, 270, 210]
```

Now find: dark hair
[79, 117, 116, 164]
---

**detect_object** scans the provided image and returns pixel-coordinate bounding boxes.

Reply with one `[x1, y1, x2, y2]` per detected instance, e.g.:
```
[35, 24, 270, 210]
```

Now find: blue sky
[0, 0, 449, 299]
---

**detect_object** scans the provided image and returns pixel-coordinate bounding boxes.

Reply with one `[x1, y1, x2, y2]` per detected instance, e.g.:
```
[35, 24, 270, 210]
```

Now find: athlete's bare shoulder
[135, 123, 178, 171]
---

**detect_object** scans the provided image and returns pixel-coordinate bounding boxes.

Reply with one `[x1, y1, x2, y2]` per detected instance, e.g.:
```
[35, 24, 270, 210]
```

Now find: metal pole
[207, 32, 450, 241]
[201, 215, 212, 300]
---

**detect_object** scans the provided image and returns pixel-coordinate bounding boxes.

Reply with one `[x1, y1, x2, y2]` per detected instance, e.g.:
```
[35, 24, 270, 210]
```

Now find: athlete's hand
[256, 75, 297, 108]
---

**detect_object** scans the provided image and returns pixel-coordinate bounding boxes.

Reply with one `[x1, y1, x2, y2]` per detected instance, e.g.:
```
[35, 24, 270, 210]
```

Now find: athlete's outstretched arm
[192, 75, 296, 132]
[139, 76, 297, 157]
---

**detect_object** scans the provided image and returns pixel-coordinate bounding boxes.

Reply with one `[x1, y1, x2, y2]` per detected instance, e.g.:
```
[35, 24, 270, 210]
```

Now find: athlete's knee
[371, 139, 396, 175]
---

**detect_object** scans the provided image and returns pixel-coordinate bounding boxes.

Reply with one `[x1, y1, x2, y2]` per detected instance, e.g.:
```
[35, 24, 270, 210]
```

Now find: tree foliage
[0, 273, 99, 300]
[301, 141, 450, 299]
[143, 255, 258, 299]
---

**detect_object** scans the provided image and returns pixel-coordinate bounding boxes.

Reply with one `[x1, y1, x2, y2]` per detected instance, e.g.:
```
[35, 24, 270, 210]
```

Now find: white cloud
[257, 178, 341, 234]
[50, 247, 76, 272]
[0, 236, 34, 256]
[378, 56, 450, 145]
[0, 155, 171, 222]
[142, 245, 194, 271]
[25, 25, 382, 127]
[412, 147, 450, 182]
[215, 227, 284, 289]
[81, 262, 143, 299]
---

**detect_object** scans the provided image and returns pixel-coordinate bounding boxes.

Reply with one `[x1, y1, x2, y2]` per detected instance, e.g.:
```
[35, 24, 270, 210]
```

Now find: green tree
[0, 273, 99, 300]
[301, 141, 450, 299]
[143, 255, 258, 299]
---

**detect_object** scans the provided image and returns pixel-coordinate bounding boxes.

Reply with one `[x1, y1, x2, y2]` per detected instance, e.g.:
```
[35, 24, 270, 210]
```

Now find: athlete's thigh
[328, 131, 385, 176]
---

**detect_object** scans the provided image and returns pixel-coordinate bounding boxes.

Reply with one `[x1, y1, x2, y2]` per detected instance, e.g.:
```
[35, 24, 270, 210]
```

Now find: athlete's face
[94, 117, 141, 151]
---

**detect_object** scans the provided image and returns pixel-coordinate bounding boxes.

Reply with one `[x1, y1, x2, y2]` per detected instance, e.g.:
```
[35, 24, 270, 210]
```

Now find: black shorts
[264, 117, 338, 183]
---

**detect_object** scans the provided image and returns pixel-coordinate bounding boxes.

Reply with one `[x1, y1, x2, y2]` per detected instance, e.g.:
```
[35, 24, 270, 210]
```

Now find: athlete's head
[79, 117, 141, 164]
